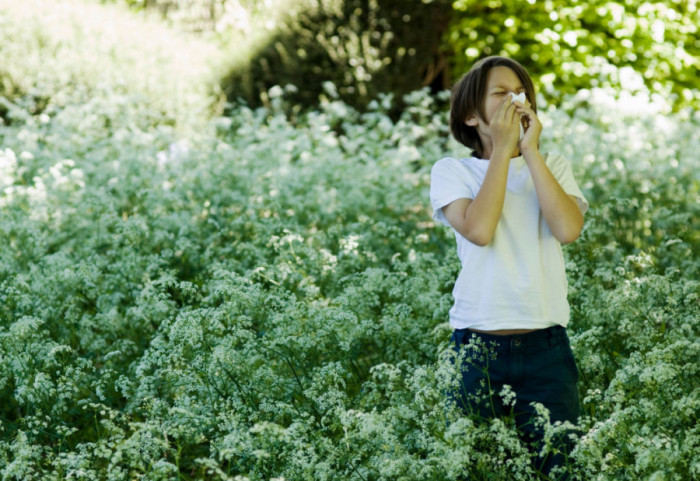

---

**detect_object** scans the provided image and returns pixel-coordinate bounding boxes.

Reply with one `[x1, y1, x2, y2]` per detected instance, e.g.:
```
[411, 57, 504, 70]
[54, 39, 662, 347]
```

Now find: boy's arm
[525, 150, 584, 244]
[443, 97, 521, 246]
[442, 152, 511, 246]
[515, 100, 584, 244]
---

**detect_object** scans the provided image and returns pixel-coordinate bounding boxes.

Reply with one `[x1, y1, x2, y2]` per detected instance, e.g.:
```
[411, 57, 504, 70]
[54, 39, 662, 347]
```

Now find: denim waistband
[453, 325, 568, 353]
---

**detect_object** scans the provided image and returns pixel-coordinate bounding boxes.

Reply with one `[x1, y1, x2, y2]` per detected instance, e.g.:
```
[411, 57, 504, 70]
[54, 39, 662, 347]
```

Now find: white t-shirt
[430, 153, 589, 330]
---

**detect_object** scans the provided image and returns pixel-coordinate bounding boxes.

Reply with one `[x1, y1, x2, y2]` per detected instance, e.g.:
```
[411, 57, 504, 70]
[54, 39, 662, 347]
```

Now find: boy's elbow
[558, 231, 580, 245]
[469, 235, 492, 247]
[464, 228, 493, 247]
[557, 221, 584, 245]
[454, 223, 492, 246]
[448, 209, 495, 246]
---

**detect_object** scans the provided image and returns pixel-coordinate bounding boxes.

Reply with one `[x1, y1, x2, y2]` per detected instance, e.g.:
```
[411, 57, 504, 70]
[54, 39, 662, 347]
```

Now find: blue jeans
[449, 325, 580, 480]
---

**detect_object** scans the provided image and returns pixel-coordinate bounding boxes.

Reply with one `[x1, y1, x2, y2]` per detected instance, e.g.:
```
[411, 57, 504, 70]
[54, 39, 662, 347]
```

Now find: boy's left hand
[513, 99, 542, 156]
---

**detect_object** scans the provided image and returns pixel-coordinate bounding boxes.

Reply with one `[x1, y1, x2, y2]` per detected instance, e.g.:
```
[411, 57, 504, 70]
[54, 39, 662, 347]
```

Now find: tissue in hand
[510, 92, 526, 139]
[510, 92, 526, 104]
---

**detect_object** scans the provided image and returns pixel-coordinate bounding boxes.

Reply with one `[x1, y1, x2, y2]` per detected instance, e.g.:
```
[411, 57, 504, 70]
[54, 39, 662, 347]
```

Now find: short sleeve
[545, 153, 589, 214]
[430, 157, 477, 227]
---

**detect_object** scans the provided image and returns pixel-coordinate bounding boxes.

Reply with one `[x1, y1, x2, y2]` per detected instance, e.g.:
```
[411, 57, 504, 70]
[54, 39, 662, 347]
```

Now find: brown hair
[450, 56, 537, 159]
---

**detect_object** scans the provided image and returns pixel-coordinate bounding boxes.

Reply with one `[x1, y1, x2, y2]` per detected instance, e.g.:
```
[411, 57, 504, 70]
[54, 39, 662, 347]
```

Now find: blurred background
[1, 0, 698, 121]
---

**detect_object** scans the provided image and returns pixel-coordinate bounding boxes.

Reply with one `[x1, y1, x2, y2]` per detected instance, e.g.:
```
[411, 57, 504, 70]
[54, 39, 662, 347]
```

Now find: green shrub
[107, 0, 700, 111]
[219, 0, 451, 110]
[105, 0, 452, 110]
[0, 2, 698, 479]
[0, 0, 222, 132]
[1, 78, 698, 478]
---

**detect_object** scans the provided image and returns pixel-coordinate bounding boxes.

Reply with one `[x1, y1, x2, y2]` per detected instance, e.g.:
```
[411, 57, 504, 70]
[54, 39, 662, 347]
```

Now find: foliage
[1, 75, 698, 478]
[105, 0, 453, 110]
[0, 0, 223, 132]
[446, 0, 700, 109]
[217, 0, 451, 111]
[103, 0, 699, 112]
[0, 1, 699, 479]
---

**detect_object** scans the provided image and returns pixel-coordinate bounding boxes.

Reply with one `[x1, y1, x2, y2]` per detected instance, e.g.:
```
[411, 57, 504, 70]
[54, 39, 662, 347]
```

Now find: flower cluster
[0, 3, 698, 479]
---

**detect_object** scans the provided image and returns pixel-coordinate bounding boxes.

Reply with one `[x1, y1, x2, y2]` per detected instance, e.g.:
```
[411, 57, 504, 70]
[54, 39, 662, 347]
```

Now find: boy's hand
[490, 96, 521, 158]
[512, 98, 542, 157]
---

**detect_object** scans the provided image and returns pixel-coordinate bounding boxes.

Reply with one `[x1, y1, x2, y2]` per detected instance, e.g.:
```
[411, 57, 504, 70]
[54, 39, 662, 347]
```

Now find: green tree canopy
[444, 0, 699, 107]
[103, 0, 699, 110]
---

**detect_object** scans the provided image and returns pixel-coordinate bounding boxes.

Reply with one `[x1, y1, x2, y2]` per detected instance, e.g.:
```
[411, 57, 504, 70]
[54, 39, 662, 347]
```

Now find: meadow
[0, 1, 698, 480]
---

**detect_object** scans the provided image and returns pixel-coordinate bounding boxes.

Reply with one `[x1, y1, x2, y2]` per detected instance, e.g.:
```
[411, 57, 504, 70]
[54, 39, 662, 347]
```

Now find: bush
[0, 2, 698, 479]
[107, 0, 700, 111]
[106, 0, 453, 110]
[1, 76, 699, 478]
[0, 0, 222, 131]
[219, 0, 451, 111]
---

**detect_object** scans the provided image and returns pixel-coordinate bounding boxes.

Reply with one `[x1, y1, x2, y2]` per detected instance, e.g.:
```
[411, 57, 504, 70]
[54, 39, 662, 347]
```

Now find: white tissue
[510, 92, 526, 139]
[510, 92, 526, 104]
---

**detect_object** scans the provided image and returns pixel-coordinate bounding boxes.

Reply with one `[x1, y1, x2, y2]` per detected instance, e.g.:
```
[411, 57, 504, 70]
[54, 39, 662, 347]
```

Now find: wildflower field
[1, 1, 699, 480]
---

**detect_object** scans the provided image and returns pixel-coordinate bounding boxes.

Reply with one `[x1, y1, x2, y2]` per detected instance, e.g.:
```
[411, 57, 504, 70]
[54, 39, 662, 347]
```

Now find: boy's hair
[450, 56, 537, 158]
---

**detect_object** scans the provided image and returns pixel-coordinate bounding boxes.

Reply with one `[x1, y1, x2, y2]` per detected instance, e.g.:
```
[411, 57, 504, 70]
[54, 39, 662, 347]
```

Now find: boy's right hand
[489, 97, 521, 158]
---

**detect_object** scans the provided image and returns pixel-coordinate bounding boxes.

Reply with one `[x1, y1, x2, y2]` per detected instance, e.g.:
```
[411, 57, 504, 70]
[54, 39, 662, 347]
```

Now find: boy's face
[465, 65, 529, 158]
[474, 66, 527, 127]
